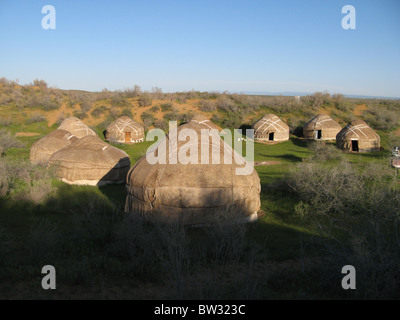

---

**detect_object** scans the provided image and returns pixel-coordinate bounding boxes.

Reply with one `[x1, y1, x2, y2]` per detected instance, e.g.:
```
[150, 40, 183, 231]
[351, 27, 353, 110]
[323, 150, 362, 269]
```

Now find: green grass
[2, 120, 399, 298]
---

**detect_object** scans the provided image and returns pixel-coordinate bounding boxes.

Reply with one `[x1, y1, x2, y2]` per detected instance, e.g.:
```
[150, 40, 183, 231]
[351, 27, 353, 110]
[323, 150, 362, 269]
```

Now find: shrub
[306, 141, 344, 162]
[0, 129, 25, 152]
[160, 103, 173, 112]
[26, 219, 58, 264]
[55, 113, 66, 126]
[91, 106, 108, 118]
[199, 99, 216, 112]
[111, 92, 129, 107]
[0, 117, 13, 126]
[366, 105, 400, 131]
[153, 119, 168, 131]
[216, 95, 238, 112]
[80, 101, 92, 112]
[73, 109, 88, 119]
[32, 79, 48, 89]
[149, 105, 160, 113]
[120, 107, 133, 118]
[107, 215, 161, 279]
[138, 93, 152, 107]
[0, 159, 56, 203]
[140, 112, 155, 128]
[288, 160, 397, 219]
[25, 112, 47, 124]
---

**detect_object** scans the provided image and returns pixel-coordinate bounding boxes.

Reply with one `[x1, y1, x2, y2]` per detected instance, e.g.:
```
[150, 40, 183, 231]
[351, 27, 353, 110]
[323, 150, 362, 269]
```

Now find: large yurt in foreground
[49, 135, 131, 185]
[252, 114, 289, 143]
[336, 119, 380, 152]
[190, 113, 223, 131]
[105, 116, 145, 144]
[125, 116, 261, 225]
[58, 117, 97, 139]
[303, 114, 342, 140]
[30, 129, 78, 163]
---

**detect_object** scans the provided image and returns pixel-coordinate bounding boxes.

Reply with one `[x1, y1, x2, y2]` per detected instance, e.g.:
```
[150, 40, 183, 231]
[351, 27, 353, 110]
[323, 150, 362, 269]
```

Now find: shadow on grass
[259, 153, 303, 163]
[291, 137, 309, 148]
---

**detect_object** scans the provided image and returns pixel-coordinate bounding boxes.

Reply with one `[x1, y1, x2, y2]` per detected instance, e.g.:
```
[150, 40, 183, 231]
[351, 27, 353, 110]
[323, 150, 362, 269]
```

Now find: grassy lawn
[1, 120, 398, 299]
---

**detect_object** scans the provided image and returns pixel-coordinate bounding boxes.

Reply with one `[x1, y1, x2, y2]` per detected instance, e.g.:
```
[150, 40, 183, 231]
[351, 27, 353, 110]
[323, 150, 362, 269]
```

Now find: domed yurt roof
[49, 135, 131, 186]
[125, 115, 261, 225]
[30, 129, 78, 164]
[105, 116, 144, 143]
[336, 119, 380, 152]
[252, 114, 289, 142]
[58, 117, 97, 139]
[190, 113, 223, 132]
[303, 114, 342, 140]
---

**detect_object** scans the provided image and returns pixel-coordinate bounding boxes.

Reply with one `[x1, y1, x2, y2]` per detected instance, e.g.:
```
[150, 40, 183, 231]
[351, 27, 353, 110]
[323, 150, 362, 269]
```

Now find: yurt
[30, 129, 78, 163]
[336, 119, 380, 152]
[58, 117, 97, 139]
[125, 116, 261, 225]
[190, 113, 224, 132]
[252, 114, 289, 142]
[303, 114, 342, 140]
[48, 135, 131, 185]
[105, 116, 145, 144]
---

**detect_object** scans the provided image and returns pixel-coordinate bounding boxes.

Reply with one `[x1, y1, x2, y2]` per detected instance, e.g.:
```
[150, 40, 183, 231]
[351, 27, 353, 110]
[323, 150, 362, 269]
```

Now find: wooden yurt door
[125, 132, 131, 143]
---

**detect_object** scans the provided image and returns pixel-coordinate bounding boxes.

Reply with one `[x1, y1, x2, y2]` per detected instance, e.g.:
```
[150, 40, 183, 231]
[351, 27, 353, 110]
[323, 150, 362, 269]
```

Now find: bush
[160, 103, 173, 112]
[138, 93, 152, 107]
[366, 105, 400, 131]
[288, 160, 397, 219]
[199, 99, 216, 112]
[25, 112, 47, 124]
[149, 105, 160, 113]
[306, 141, 344, 162]
[120, 107, 133, 118]
[80, 101, 92, 112]
[26, 219, 58, 264]
[140, 112, 156, 128]
[111, 92, 129, 107]
[216, 95, 238, 112]
[32, 79, 48, 89]
[0, 129, 25, 152]
[91, 106, 108, 118]
[73, 109, 88, 119]
[153, 119, 168, 131]
[55, 113, 66, 126]
[0, 117, 13, 126]
[0, 158, 56, 203]
[107, 215, 161, 279]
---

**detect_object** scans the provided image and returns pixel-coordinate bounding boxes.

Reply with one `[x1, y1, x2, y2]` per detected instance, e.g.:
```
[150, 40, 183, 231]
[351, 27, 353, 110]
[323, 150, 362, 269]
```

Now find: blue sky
[0, 0, 399, 97]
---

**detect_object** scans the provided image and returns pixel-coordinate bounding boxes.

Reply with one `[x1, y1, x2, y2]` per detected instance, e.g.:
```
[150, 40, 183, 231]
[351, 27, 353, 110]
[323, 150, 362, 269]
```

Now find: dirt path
[353, 104, 367, 116]
[15, 132, 40, 137]
[254, 160, 282, 166]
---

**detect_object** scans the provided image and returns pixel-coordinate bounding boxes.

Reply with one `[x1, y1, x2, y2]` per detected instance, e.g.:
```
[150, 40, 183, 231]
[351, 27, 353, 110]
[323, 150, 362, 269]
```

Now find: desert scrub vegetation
[138, 93, 152, 107]
[140, 111, 156, 129]
[0, 129, 25, 152]
[120, 107, 133, 118]
[365, 104, 400, 131]
[25, 112, 47, 124]
[0, 158, 56, 204]
[91, 105, 108, 118]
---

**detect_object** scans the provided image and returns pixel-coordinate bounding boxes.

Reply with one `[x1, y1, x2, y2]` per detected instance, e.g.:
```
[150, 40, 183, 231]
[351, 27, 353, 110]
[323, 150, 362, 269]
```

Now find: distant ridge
[241, 91, 400, 100]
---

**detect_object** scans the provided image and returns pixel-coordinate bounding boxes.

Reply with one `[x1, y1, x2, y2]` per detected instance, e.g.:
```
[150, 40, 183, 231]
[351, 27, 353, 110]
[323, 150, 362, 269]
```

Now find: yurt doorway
[314, 130, 322, 139]
[125, 132, 131, 143]
[269, 132, 274, 141]
[351, 140, 359, 152]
